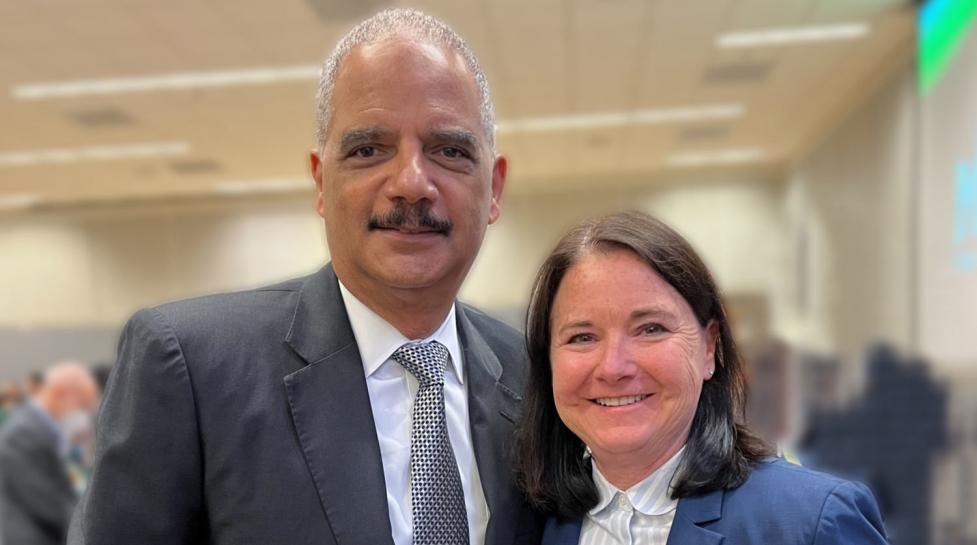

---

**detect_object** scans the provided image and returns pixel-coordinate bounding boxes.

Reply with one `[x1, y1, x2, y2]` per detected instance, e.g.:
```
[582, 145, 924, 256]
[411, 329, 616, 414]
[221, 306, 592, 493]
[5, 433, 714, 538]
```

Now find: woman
[515, 211, 888, 545]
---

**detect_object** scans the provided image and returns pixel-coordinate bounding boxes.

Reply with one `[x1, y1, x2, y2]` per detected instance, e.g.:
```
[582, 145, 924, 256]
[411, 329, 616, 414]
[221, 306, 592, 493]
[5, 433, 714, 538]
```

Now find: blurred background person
[0, 362, 99, 545]
[0, 383, 24, 426]
[23, 373, 43, 400]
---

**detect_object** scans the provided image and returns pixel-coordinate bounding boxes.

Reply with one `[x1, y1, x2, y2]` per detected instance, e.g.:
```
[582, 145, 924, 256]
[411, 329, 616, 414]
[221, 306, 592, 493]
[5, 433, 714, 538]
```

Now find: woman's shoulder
[707, 457, 888, 543]
[745, 457, 853, 488]
[724, 457, 879, 517]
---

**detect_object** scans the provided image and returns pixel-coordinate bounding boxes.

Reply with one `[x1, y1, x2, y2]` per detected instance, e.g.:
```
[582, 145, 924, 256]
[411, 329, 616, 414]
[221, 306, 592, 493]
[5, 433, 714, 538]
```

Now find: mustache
[368, 202, 453, 234]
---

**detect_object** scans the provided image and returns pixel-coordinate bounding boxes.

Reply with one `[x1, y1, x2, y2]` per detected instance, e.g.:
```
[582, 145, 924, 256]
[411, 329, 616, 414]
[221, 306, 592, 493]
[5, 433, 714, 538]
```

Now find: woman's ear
[704, 320, 720, 379]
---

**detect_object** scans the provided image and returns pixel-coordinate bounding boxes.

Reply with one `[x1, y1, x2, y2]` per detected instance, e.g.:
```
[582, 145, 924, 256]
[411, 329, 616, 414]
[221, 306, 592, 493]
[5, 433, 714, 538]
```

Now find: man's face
[311, 38, 506, 302]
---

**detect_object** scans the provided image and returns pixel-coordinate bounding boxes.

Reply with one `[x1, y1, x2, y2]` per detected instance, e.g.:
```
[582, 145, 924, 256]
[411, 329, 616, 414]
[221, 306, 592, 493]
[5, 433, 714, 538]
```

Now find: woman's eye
[641, 323, 666, 335]
[567, 333, 595, 344]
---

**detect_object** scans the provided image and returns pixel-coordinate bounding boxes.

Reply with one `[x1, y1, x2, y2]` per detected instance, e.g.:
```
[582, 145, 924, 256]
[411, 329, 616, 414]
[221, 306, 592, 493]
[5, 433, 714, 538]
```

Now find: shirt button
[617, 495, 631, 510]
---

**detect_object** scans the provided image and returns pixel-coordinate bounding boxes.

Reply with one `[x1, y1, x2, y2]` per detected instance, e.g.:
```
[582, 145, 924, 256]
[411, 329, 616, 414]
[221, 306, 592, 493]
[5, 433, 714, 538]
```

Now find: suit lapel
[541, 517, 583, 545]
[283, 265, 394, 545]
[665, 489, 726, 545]
[541, 489, 727, 545]
[457, 306, 523, 545]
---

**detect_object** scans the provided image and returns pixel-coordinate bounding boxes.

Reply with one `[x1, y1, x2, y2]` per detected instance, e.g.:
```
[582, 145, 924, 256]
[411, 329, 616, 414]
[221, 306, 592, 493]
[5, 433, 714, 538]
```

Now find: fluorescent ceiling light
[0, 194, 40, 210]
[717, 23, 869, 48]
[666, 148, 765, 167]
[496, 104, 744, 133]
[0, 142, 189, 167]
[213, 177, 311, 195]
[12, 65, 320, 100]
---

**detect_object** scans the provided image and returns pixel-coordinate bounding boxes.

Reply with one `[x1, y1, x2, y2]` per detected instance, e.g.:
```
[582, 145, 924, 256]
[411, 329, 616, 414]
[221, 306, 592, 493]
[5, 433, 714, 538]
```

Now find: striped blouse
[580, 448, 684, 545]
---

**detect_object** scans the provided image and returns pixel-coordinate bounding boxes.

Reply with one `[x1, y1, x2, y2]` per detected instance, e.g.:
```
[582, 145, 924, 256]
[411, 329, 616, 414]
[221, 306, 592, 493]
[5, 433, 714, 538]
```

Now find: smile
[593, 394, 650, 407]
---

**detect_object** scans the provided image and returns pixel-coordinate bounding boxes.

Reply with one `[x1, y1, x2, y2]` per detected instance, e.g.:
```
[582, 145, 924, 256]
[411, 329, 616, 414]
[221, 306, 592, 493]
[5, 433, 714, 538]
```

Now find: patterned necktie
[392, 341, 469, 545]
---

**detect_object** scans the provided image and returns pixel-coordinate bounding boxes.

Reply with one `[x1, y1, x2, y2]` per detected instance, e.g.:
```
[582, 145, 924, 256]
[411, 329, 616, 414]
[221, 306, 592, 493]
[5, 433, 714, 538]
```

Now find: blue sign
[955, 138, 977, 271]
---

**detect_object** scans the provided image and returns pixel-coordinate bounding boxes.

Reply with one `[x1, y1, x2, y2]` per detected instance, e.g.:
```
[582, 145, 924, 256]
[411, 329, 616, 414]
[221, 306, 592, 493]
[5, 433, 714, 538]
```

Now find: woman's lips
[592, 394, 651, 408]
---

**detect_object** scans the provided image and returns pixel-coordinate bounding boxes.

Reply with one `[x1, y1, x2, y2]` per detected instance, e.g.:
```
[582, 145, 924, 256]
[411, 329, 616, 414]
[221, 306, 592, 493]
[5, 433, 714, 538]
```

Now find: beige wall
[0, 196, 327, 327]
[1, 175, 788, 333]
[784, 63, 915, 359]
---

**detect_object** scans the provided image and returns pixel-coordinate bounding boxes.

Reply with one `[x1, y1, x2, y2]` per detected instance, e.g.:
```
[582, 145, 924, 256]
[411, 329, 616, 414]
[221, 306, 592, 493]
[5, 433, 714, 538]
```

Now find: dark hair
[514, 211, 770, 518]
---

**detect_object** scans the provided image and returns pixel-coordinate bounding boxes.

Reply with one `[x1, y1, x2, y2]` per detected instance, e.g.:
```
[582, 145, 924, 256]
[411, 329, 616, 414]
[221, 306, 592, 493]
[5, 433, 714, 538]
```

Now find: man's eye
[441, 147, 468, 159]
[351, 146, 376, 158]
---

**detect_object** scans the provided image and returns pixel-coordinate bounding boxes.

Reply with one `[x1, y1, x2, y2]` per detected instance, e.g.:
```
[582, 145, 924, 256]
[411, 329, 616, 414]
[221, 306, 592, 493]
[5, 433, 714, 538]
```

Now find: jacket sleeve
[813, 480, 889, 545]
[68, 308, 205, 544]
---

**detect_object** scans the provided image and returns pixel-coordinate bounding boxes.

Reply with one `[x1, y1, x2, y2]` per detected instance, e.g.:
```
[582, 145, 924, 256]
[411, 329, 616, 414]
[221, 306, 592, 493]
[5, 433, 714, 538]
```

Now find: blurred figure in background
[0, 362, 99, 545]
[0, 383, 24, 426]
[24, 372, 44, 399]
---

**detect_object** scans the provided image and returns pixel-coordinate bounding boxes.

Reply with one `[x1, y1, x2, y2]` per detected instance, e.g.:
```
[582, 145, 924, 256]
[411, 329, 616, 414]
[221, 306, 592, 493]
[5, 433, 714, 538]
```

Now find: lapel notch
[666, 489, 726, 545]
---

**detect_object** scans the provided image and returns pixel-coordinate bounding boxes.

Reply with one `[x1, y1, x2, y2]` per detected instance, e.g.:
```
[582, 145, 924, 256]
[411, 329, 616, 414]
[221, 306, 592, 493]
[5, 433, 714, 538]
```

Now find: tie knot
[392, 341, 449, 387]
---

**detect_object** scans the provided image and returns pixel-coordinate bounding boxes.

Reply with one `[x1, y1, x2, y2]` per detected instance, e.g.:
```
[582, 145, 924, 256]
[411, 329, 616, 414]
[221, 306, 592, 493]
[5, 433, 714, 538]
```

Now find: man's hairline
[316, 36, 497, 159]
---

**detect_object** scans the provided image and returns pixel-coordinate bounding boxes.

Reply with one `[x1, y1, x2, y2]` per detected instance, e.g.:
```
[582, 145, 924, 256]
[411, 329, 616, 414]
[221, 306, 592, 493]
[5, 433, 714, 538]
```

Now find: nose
[593, 336, 637, 383]
[383, 141, 438, 204]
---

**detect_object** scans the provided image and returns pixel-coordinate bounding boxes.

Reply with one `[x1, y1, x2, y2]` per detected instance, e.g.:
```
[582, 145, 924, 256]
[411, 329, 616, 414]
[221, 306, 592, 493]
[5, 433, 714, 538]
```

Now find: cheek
[550, 353, 591, 406]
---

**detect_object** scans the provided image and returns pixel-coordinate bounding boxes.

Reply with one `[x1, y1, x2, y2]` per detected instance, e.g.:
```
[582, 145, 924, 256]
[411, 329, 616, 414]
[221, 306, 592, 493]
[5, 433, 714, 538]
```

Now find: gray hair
[314, 8, 496, 154]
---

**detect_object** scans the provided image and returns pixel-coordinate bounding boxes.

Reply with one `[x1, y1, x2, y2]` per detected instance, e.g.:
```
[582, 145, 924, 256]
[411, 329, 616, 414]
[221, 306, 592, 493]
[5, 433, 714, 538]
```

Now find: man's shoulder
[457, 302, 523, 351]
[0, 405, 55, 455]
[149, 275, 307, 327]
[122, 273, 322, 349]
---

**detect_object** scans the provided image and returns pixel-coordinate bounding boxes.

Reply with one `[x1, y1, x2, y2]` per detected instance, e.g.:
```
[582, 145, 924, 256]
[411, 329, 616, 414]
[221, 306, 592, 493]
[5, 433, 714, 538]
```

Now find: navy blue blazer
[542, 458, 888, 545]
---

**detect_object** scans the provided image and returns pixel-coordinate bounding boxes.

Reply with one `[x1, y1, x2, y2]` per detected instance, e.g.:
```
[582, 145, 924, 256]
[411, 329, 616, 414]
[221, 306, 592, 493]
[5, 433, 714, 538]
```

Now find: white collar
[338, 279, 464, 385]
[590, 446, 684, 517]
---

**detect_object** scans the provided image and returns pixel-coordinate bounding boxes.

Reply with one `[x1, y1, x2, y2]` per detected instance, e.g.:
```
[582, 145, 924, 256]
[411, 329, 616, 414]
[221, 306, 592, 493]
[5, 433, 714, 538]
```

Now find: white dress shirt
[338, 281, 489, 545]
[580, 448, 684, 545]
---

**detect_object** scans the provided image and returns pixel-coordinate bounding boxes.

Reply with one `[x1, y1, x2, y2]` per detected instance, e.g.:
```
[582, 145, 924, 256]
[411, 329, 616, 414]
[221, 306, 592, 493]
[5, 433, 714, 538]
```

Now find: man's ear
[310, 150, 326, 218]
[488, 154, 507, 225]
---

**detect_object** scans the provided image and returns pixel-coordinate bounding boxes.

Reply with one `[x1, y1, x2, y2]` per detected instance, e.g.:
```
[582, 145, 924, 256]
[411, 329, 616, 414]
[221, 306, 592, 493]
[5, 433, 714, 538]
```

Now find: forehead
[555, 249, 693, 315]
[326, 38, 483, 144]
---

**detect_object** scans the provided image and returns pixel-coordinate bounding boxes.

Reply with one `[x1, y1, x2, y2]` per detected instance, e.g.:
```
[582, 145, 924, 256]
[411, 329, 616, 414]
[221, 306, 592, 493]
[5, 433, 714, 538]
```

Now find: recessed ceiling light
[666, 148, 765, 167]
[496, 104, 744, 133]
[213, 178, 311, 195]
[12, 65, 320, 100]
[0, 194, 41, 210]
[716, 23, 869, 49]
[0, 142, 189, 167]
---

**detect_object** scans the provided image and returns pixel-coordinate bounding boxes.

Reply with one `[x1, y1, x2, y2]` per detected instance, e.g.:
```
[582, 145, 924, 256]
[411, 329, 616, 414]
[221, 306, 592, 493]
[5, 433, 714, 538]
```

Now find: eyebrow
[428, 129, 481, 161]
[553, 307, 677, 335]
[339, 127, 393, 153]
[630, 307, 676, 321]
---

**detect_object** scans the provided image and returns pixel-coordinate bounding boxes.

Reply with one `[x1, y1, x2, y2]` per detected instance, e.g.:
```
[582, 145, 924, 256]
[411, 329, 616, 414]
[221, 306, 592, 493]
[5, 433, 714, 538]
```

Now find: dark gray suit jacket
[0, 403, 78, 545]
[68, 265, 541, 545]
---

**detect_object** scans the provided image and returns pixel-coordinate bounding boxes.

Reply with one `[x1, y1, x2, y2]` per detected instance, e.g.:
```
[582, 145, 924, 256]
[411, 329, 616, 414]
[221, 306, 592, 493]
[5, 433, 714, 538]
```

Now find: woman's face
[549, 248, 717, 472]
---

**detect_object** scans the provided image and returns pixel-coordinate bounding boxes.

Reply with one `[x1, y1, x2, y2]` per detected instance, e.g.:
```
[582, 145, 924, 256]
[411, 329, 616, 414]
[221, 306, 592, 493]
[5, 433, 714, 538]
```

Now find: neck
[340, 276, 457, 339]
[592, 441, 685, 491]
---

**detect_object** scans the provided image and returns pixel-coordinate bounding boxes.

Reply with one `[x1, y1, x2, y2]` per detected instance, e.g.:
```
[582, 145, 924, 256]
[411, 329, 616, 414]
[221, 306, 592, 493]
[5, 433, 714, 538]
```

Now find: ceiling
[0, 0, 916, 209]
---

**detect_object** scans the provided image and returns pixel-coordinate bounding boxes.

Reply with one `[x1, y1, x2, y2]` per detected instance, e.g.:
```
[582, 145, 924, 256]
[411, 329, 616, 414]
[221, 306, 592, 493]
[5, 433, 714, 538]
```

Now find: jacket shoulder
[719, 459, 886, 543]
[147, 275, 306, 335]
[458, 303, 523, 352]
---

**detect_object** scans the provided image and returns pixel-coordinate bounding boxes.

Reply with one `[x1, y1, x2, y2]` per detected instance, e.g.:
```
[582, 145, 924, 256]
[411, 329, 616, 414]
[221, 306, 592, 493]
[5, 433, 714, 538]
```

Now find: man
[0, 362, 99, 545]
[69, 8, 541, 545]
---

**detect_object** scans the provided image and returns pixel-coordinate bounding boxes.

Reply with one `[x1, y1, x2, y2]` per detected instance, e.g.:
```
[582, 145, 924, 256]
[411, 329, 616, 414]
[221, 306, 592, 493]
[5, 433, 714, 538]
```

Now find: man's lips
[374, 226, 445, 235]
